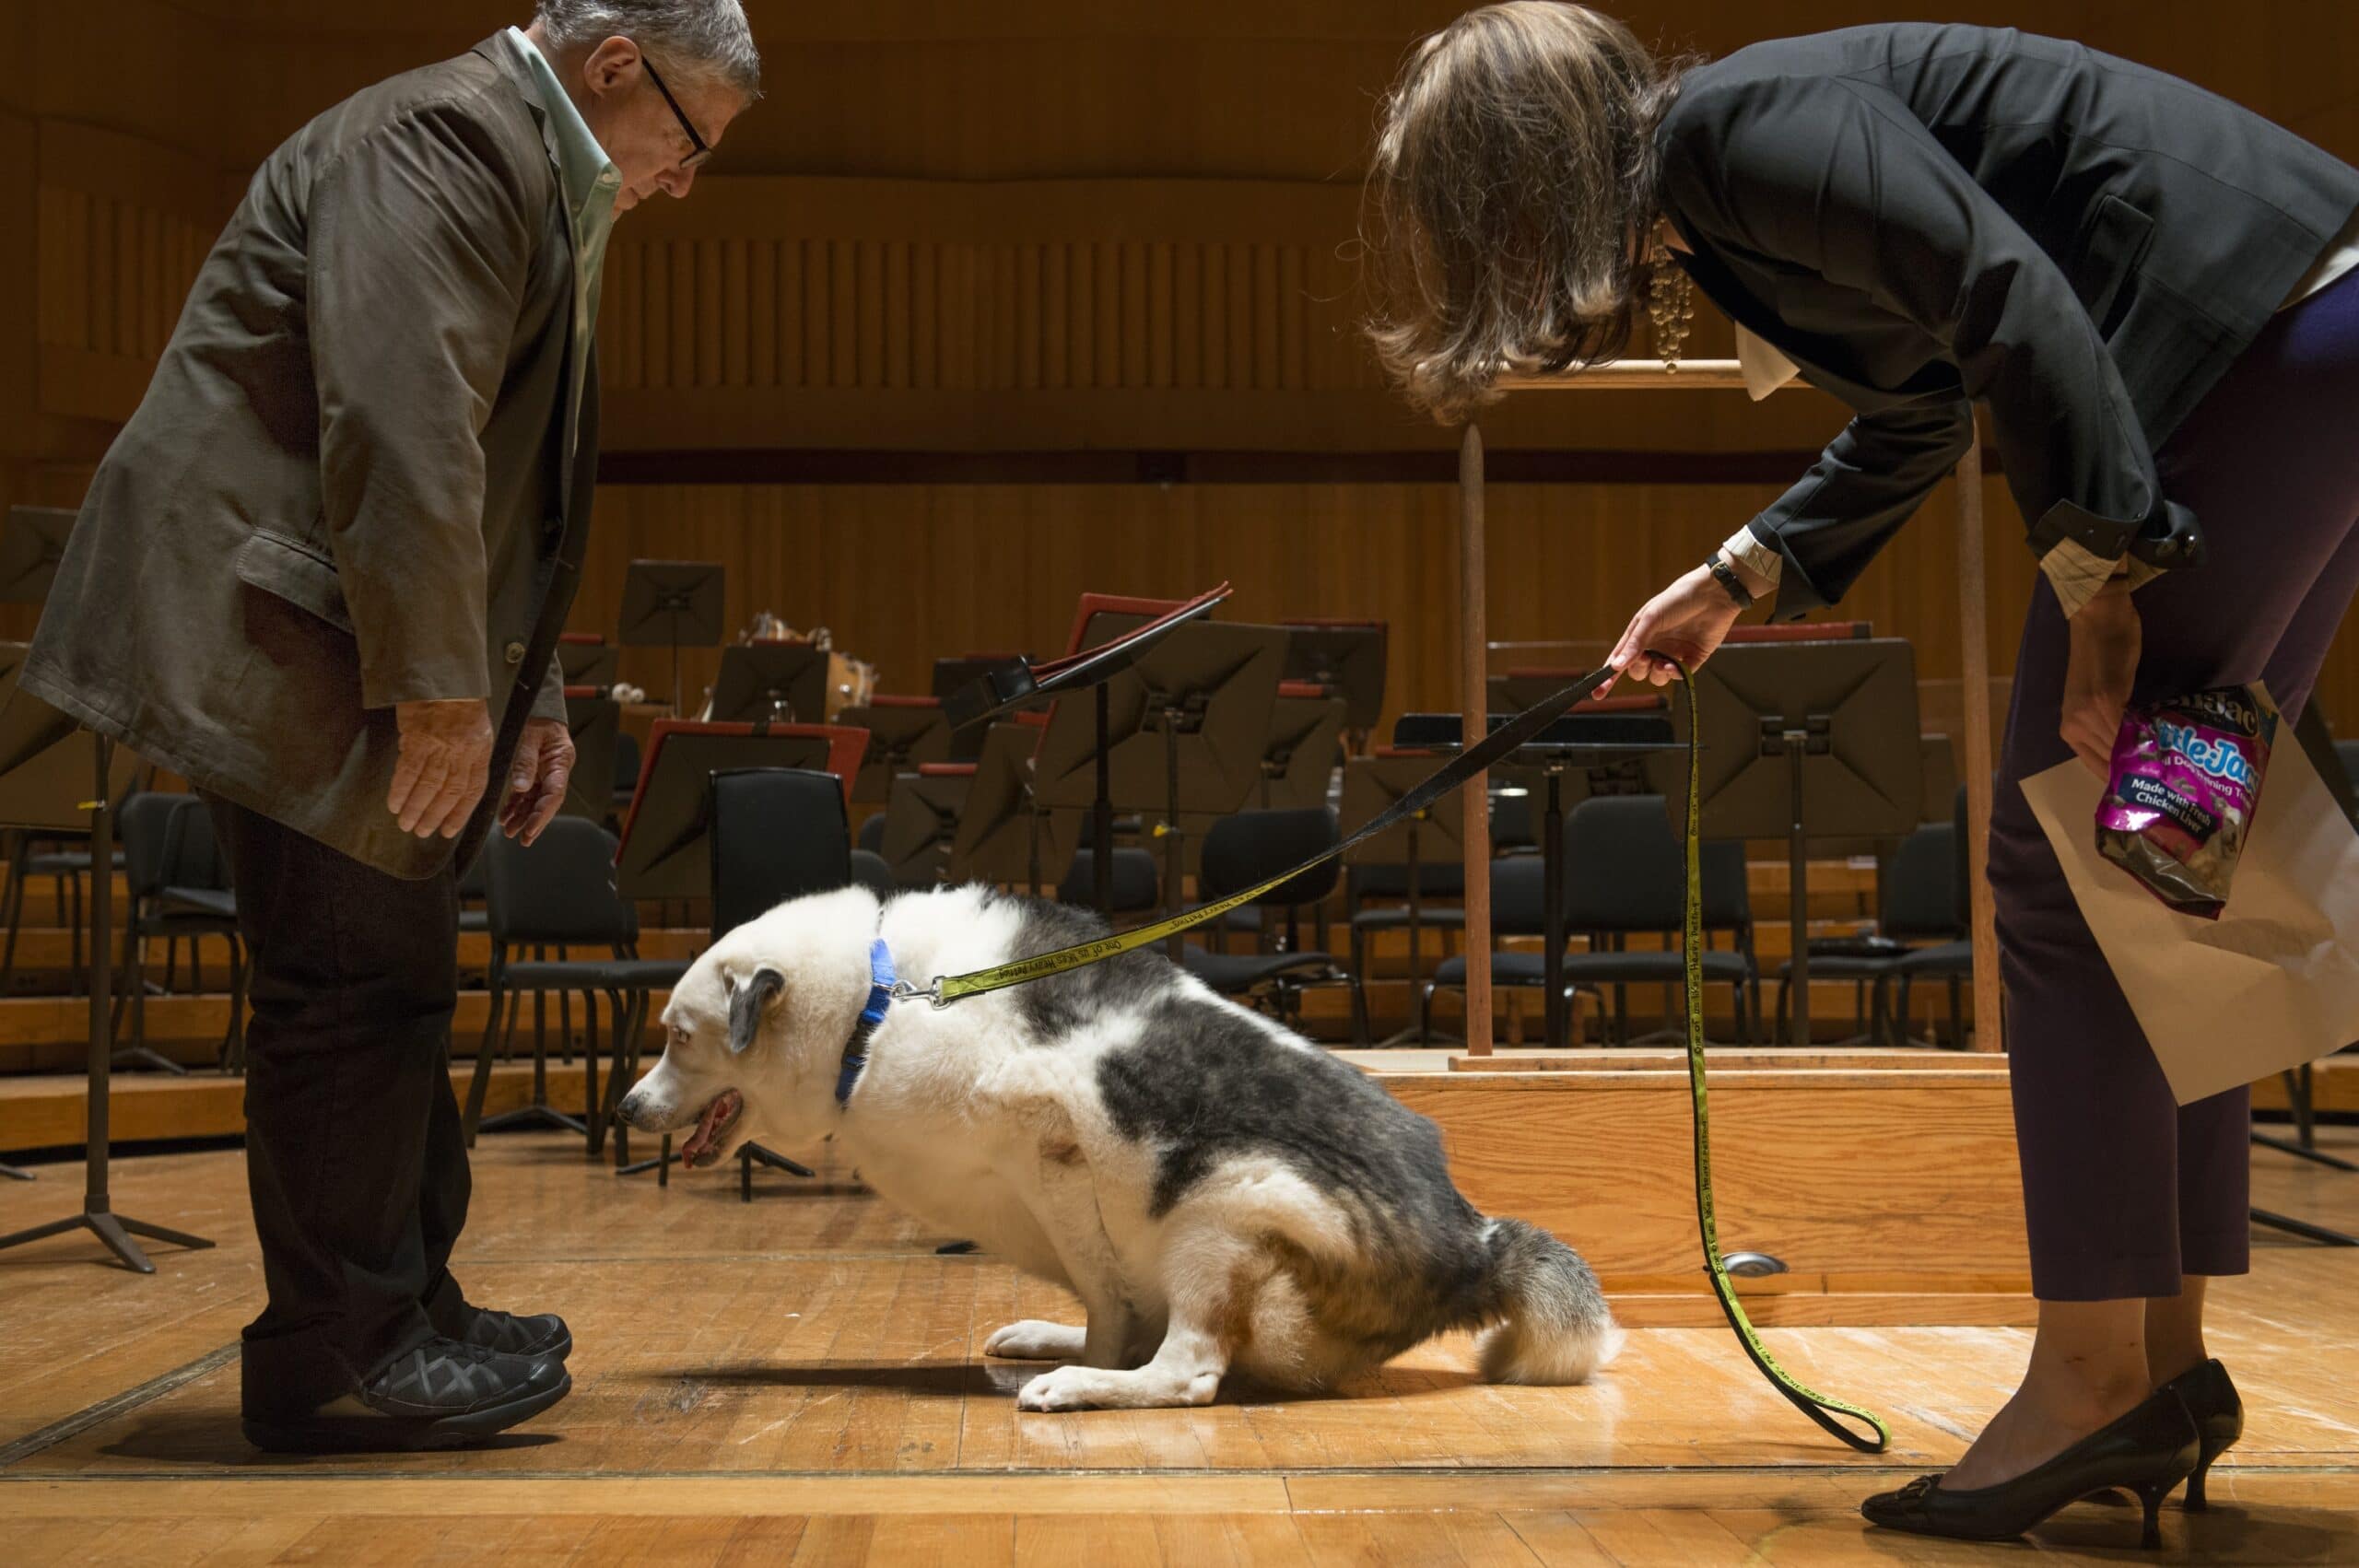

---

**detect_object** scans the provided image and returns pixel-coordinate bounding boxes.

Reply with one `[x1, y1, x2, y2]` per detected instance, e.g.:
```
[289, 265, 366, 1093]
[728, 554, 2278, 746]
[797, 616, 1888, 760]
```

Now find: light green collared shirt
[499, 27, 620, 449]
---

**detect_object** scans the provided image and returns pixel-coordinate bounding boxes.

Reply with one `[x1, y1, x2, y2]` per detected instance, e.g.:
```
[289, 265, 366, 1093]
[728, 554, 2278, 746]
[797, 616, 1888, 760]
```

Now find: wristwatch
[1706, 552, 1755, 610]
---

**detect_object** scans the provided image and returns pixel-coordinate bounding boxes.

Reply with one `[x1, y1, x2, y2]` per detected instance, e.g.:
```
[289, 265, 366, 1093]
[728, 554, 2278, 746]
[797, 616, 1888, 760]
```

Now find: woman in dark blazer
[1370, 6, 2359, 1548]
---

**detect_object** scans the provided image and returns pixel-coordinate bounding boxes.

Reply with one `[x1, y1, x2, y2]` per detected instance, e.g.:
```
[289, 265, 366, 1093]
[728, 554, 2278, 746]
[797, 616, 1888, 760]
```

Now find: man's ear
[727, 967, 785, 1055]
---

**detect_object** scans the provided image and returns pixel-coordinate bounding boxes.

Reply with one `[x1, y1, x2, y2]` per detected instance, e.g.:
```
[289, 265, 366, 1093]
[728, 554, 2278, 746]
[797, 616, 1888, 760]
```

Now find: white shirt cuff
[1720, 524, 1783, 588]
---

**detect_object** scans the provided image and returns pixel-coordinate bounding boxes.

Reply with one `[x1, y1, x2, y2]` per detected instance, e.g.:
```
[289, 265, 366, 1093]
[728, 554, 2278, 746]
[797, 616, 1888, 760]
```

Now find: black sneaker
[241, 1337, 570, 1454]
[440, 1300, 573, 1362]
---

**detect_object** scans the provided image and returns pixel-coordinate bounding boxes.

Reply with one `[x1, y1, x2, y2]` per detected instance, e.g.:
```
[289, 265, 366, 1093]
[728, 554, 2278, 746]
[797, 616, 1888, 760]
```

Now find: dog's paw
[985, 1320, 1086, 1361]
[1016, 1366, 1107, 1412]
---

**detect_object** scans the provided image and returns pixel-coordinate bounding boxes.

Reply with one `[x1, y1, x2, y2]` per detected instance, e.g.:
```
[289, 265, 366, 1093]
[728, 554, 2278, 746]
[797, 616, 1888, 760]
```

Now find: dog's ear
[726, 966, 786, 1056]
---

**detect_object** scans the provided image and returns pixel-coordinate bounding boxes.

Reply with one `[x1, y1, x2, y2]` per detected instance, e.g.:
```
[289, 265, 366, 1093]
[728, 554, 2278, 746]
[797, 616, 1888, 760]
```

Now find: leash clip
[891, 977, 946, 1011]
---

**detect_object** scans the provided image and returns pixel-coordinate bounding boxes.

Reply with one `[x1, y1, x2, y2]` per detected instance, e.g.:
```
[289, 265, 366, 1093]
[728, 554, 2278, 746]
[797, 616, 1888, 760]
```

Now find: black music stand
[617, 561, 725, 715]
[1658, 640, 1922, 1047]
[1398, 708, 1683, 1050]
[1281, 622, 1388, 749]
[707, 643, 827, 726]
[1035, 622, 1285, 955]
[880, 769, 971, 886]
[933, 655, 1036, 761]
[1259, 691, 1348, 811]
[1344, 754, 1468, 1046]
[561, 692, 621, 825]
[558, 639, 620, 689]
[610, 724, 863, 1184]
[839, 701, 953, 804]
[940, 587, 1229, 915]
[0, 700, 212, 1269]
[948, 722, 1080, 895]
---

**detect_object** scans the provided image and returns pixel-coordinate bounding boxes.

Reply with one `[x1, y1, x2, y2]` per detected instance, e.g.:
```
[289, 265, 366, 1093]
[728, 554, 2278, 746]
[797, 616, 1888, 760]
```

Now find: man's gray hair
[534, 1, 761, 99]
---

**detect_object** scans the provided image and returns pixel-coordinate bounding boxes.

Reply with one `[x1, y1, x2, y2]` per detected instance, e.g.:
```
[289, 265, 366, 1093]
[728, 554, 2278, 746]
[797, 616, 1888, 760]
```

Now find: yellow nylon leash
[909, 658, 1891, 1452]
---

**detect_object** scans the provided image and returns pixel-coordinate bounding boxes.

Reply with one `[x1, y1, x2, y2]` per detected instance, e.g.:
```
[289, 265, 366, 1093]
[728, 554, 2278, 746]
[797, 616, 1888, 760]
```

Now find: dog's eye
[668, 1023, 688, 1049]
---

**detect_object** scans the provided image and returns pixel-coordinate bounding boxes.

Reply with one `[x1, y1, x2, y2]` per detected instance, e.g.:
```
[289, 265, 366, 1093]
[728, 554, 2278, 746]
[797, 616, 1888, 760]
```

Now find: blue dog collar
[836, 937, 895, 1106]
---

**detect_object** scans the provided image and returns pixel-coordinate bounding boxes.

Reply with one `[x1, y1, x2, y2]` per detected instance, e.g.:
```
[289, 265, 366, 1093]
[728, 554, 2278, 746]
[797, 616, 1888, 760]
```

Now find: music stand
[1035, 622, 1285, 957]
[617, 561, 725, 715]
[1397, 705, 1682, 1049]
[614, 720, 869, 903]
[948, 720, 1079, 893]
[1280, 620, 1388, 747]
[1259, 686, 1349, 811]
[880, 766, 972, 886]
[0, 683, 211, 1264]
[558, 637, 619, 689]
[561, 690, 621, 825]
[707, 643, 828, 727]
[1344, 753, 1467, 1046]
[1659, 639, 1922, 1047]
[934, 655, 1033, 761]
[940, 586, 1229, 915]
[839, 698, 953, 804]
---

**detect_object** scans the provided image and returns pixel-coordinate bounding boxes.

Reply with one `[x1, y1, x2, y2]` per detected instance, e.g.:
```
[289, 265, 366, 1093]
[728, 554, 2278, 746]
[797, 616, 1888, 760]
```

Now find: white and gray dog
[616, 884, 1620, 1410]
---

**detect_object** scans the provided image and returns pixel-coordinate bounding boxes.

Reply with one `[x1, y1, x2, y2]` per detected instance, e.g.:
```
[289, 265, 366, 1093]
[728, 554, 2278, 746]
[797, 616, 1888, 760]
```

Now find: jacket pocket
[2072, 193, 2157, 339]
[234, 528, 354, 635]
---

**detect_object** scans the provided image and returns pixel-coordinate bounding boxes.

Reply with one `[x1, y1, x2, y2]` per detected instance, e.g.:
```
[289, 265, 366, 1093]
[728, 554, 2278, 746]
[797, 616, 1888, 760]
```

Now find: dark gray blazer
[18, 37, 596, 877]
[1657, 24, 2359, 617]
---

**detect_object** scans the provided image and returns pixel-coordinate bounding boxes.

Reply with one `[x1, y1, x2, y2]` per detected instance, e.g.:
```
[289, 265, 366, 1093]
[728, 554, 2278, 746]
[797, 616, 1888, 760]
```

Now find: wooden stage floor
[2, 1128, 2354, 1564]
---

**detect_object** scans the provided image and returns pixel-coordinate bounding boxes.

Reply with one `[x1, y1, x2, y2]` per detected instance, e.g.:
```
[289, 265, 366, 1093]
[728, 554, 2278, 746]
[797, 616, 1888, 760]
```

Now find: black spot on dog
[984, 890, 1178, 1039]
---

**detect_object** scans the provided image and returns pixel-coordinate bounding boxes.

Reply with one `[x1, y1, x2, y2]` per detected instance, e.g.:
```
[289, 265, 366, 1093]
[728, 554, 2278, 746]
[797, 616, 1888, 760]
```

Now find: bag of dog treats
[2095, 684, 2278, 919]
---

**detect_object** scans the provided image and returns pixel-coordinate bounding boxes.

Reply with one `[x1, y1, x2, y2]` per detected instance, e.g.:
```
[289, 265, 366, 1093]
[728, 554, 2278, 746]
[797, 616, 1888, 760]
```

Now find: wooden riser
[3, 1050, 2032, 1325]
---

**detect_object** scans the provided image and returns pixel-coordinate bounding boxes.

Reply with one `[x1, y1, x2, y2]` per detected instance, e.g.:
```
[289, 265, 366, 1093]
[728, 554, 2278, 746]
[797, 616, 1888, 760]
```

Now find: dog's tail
[1473, 1216, 1624, 1385]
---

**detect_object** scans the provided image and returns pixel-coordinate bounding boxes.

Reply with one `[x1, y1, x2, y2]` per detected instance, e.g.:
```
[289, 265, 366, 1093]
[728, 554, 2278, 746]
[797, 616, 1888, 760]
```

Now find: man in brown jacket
[20, 3, 756, 1452]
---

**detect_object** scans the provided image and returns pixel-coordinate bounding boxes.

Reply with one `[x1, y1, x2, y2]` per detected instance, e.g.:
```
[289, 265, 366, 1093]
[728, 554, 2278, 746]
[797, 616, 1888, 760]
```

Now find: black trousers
[203, 792, 471, 1417]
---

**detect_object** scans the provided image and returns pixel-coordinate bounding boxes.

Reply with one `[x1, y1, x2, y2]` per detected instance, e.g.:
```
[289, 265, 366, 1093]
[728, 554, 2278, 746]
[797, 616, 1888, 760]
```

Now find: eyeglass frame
[640, 53, 714, 170]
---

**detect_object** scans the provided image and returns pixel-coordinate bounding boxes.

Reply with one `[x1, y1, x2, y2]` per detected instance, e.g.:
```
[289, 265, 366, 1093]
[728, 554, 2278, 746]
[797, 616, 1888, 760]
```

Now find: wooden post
[1953, 440, 2004, 1050]
[1459, 424, 1493, 1054]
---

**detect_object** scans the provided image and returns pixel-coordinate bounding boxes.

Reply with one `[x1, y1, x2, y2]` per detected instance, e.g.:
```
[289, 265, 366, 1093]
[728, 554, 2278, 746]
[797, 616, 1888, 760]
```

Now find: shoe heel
[2184, 1446, 2216, 1512]
[2137, 1479, 2169, 1550]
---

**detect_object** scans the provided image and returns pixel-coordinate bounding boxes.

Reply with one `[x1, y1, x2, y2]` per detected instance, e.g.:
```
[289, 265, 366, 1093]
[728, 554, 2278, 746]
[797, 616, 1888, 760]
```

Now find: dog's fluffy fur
[617, 884, 1621, 1410]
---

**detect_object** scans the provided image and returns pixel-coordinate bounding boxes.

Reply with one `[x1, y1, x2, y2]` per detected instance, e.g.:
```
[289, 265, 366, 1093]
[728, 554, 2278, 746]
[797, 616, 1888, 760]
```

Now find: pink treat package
[2095, 684, 2278, 920]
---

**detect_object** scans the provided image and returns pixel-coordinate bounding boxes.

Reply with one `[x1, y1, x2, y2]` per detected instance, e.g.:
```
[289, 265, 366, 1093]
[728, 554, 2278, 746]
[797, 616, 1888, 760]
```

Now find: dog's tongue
[682, 1089, 742, 1166]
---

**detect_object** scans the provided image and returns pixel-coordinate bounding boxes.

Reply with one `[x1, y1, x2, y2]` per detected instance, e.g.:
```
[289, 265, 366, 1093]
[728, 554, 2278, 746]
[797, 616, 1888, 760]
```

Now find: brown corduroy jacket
[19, 35, 597, 878]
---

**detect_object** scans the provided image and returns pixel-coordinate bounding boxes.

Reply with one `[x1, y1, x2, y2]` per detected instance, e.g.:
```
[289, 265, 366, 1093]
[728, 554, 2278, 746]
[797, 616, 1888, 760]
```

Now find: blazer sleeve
[308, 103, 538, 710]
[1663, 73, 2204, 614]
[532, 656, 568, 725]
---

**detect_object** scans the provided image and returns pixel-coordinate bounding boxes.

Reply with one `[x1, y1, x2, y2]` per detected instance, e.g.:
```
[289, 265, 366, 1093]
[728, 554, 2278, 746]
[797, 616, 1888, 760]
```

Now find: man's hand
[1596, 563, 1750, 699]
[500, 718, 576, 847]
[2062, 576, 2142, 782]
[390, 699, 496, 839]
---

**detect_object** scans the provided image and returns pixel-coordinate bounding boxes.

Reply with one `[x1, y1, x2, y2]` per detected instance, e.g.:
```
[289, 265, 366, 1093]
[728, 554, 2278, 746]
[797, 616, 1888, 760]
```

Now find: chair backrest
[1060, 846, 1159, 913]
[1561, 796, 1683, 932]
[1348, 859, 1468, 901]
[1699, 839, 1750, 933]
[120, 793, 228, 896]
[856, 811, 886, 854]
[1880, 822, 1961, 941]
[484, 817, 637, 947]
[1487, 853, 1555, 936]
[708, 767, 854, 940]
[1197, 808, 1340, 909]
[849, 848, 896, 900]
[612, 731, 642, 797]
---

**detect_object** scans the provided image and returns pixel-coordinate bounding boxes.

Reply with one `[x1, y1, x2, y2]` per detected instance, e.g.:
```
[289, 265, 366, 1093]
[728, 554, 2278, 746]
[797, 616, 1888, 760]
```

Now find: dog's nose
[615, 1089, 649, 1129]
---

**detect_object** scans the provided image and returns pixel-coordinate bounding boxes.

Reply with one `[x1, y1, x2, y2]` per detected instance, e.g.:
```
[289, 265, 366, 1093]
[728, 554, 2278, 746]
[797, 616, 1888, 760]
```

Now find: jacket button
[505, 640, 527, 665]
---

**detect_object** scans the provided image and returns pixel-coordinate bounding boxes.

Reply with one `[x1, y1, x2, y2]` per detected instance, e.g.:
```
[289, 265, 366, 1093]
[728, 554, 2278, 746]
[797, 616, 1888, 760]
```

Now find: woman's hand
[2061, 576, 2142, 781]
[1596, 563, 1749, 698]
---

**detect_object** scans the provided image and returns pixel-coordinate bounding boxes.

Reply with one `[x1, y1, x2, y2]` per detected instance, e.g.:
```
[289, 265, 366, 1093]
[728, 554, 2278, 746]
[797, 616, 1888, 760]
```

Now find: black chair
[1774, 821, 1963, 1047]
[701, 766, 854, 1198]
[1346, 858, 1468, 1046]
[613, 730, 643, 818]
[1179, 808, 1349, 1026]
[1552, 796, 1757, 1046]
[850, 848, 896, 900]
[463, 818, 684, 1154]
[1419, 852, 1562, 1040]
[1058, 845, 1160, 917]
[857, 812, 887, 855]
[1887, 787, 1978, 1047]
[0, 830, 127, 997]
[111, 794, 246, 1074]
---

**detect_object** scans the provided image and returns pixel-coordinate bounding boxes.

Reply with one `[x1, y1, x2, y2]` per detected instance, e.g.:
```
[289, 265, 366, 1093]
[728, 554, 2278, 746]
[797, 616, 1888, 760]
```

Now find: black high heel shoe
[2159, 1358, 2242, 1509]
[1860, 1387, 2201, 1549]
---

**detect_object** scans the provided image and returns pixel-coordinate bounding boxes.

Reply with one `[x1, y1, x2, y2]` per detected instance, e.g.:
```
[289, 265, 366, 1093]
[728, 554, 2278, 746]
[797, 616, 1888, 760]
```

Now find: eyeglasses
[640, 54, 713, 170]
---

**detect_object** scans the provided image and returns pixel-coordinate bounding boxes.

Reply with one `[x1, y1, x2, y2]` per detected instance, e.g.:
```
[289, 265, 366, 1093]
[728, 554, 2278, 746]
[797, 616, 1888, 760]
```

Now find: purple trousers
[1989, 265, 2359, 1301]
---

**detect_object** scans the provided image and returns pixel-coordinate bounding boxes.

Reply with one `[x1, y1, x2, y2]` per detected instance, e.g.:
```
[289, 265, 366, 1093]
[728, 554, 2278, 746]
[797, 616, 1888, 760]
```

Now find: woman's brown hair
[1367, 4, 1689, 422]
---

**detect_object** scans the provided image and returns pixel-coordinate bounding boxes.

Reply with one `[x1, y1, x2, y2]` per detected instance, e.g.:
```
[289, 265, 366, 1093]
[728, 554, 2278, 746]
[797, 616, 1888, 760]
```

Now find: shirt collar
[499, 27, 620, 228]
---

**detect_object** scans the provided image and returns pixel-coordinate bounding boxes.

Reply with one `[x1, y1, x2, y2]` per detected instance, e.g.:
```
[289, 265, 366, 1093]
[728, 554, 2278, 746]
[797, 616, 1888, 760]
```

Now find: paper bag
[2023, 706, 2359, 1106]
